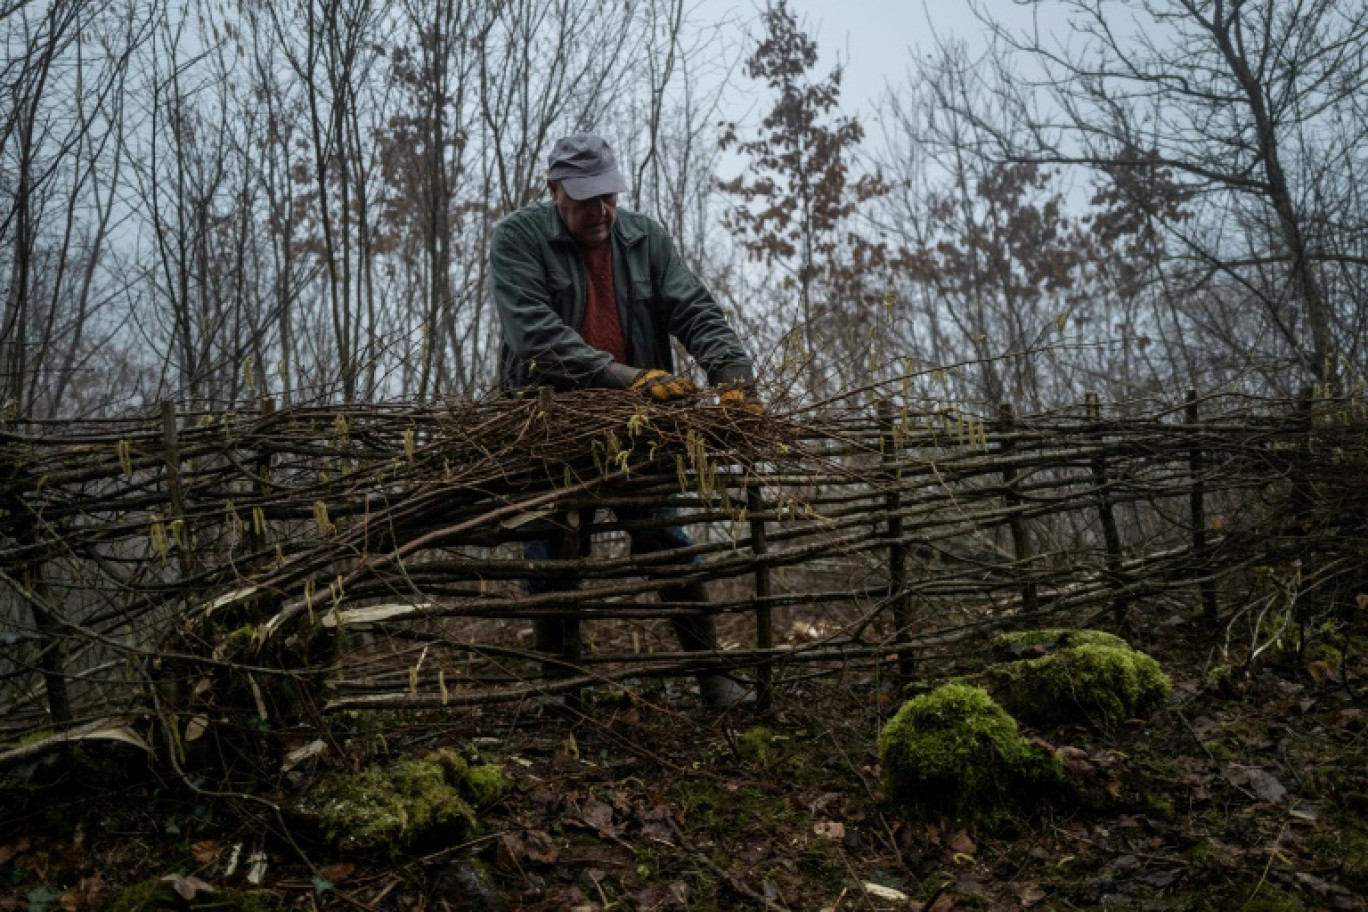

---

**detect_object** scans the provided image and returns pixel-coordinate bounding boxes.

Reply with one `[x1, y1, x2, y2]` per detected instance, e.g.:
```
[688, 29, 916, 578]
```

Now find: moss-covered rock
[463, 760, 509, 805]
[316, 748, 507, 852]
[985, 632, 1171, 728]
[878, 683, 1067, 822]
[994, 628, 1131, 655]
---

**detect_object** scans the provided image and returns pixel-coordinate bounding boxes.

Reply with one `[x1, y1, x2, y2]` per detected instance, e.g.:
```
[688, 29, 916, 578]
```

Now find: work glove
[718, 385, 765, 416]
[631, 368, 697, 402]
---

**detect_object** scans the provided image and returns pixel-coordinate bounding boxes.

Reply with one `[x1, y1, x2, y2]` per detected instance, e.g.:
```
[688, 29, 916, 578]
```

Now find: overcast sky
[691, 0, 1049, 118]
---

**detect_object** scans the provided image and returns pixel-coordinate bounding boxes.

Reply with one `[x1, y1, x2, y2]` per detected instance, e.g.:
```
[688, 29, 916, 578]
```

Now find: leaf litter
[6, 599, 1368, 911]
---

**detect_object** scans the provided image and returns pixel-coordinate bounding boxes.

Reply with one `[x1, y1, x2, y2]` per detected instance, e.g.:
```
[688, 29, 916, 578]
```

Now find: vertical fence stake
[25, 558, 71, 723]
[1186, 390, 1220, 625]
[248, 397, 275, 556]
[557, 508, 584, 713]
[998, 403, 1039, 614]
[1290, 388, 1315, 527]
[878, 400, 914, 679]
[161, 400, 193, 580]
[748, 485, 773, 711]
[536, 388, 583, 710]
[1087, 392, 1128, 624]
[6, 403, 71, 722]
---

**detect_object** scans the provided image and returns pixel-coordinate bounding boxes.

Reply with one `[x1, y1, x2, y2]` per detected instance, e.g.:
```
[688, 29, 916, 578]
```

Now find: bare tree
[980, 0, 1368, 391]
[2, 0, 755, 412]
[719, 0, 888, 400]
[1, 0, 151, 418]
[873, 43, 1201, 410]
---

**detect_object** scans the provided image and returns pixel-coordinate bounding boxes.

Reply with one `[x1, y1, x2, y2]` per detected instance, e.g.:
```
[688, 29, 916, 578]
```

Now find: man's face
[549, 180, 617, 248]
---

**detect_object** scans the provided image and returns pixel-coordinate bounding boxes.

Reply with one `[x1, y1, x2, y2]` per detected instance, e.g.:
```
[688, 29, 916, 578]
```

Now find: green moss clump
[1311, 828, 1368, 882]
[1206, 663, 1239, 698]
[464, 762, 509, 806]
[679, 783, 799, 836]
[1239, 884, 1307, 912]
[993, 628, 1129, 656]
[736, 727, 782, 769]
[225, 625, 256, 650]
[1144, 792, 1176, 821]
[986, 638, 1171, 729]
[878, 683, 1067, 822]
[109, 878, 282, 912]
[1342, 830, 1368, 882]
[108, 879, 172, 912]
[316, 749, 508, 852]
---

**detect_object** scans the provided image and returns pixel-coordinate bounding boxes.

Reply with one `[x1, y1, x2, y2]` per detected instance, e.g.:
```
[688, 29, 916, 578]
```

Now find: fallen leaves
[946, 830, 976, 856]
[813, 821, 845, 840]
[926, 891, 956, 912]
[316, 862, 354, 885]
[0, 839, 30, 865]
[190, 841, 221, 866]
[576, 797, 623, 838]
[1223, 765, 1289, 804]
[861, 882, 910, 902]
[56, 878, 104, 912]
[496, 830, 560, 871]
[161, 874, 214, 902]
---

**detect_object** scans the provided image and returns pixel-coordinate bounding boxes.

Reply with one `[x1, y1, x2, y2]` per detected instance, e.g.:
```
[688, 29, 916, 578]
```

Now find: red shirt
[579, 243, 628, 364]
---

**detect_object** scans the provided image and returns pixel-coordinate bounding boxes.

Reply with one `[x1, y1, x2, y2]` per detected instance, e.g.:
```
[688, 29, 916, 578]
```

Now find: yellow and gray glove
[718, 384, 765, 416]
[631, 368, 697, 402]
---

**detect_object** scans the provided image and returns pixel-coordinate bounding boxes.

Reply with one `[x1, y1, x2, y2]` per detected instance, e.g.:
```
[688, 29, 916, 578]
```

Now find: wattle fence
[2, 386, 1365, 767]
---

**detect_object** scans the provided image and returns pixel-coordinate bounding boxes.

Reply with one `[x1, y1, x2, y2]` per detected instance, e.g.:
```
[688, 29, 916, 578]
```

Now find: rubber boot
[663, 582, 755, 709]
[533, 616, 581, 677]
[530, 616, 582, 714]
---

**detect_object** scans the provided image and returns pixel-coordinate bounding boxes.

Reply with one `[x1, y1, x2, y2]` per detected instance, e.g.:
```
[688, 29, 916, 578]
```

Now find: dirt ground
[4, 593, 1368, 912]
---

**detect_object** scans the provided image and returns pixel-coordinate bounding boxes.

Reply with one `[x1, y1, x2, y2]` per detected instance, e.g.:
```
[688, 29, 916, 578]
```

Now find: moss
[1202, 740, 1237, 762]
[986, 640, 1171, 729]
[224, 625, 256, 650]
[107, 879, 166, 912]
[735, 727, 782, 769]
[993, 628, 1130, 656]
[316, 748, 507, 852]
[878, 683, 1067, 823]
[1304, 637, 1343, 681]
[1145, 792, 1176, 821]
[108, 878, 282, 912]
[463, 762, 509, 805]
[1184, 842, 1212, 863]
[1310, 827, 1368, 882]
[1238, 884, 1307, 912]
[19, 728, 54, 746]
[1342, 829, 1368, 882]
[679, 782, 799, 837]
[1206, 663, 1240, 698]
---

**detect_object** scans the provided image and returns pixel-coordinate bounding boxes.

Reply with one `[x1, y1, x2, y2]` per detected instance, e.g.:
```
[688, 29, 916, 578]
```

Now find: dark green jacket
[490, 201, 753, 390]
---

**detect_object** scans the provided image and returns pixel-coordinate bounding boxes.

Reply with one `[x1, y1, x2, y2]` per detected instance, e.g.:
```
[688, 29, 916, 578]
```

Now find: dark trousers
[522, 507, 714, 668]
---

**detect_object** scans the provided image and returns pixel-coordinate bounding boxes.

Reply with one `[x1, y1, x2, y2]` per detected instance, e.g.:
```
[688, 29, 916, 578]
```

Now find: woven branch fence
[2, 387, 1366, 766]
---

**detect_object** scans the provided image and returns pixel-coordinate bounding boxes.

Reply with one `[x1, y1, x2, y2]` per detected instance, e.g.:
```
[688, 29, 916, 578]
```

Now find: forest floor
[4, 596, 1368, 912]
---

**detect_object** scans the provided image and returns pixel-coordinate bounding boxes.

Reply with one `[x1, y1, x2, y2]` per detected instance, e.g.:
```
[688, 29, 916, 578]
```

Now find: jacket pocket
[627, 280, 671, 370]
[547, 272, 574, 317]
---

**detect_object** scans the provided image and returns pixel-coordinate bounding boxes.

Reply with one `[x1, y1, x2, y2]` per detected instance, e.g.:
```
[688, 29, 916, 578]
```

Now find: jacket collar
[543, 200, 646, 247]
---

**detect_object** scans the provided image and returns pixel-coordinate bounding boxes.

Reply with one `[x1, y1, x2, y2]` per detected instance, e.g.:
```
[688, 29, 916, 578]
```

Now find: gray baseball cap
[546, 133, 629, 200]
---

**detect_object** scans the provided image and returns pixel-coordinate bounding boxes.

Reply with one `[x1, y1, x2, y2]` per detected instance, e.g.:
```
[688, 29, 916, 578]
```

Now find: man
[489, 133, 760, 709]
